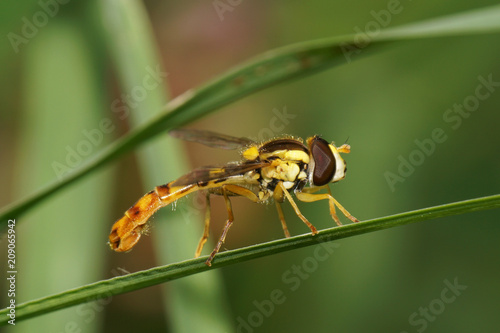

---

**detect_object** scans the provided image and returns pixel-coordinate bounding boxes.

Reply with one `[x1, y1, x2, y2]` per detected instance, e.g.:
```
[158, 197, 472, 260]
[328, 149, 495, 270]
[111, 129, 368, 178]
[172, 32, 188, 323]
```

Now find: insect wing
[170, 128, 254, 150]
[171, 161, 268, 187]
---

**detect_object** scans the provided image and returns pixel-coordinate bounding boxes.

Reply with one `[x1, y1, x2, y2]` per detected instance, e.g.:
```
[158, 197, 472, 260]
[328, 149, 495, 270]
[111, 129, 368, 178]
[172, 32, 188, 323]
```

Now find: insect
[109, 129, 358, 266]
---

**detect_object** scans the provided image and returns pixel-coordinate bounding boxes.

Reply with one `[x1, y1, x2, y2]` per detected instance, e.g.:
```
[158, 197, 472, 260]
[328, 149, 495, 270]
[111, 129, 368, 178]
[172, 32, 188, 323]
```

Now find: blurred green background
[1, 0, 499, 332]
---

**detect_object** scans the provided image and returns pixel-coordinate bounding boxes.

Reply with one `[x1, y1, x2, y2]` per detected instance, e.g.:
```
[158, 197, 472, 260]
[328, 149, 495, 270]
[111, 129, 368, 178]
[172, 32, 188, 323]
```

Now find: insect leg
[296, 186, 358, 225]
[223, 184, 260, 203]
[278, 182, 317, 235]
[275, 201, 291, 238]
[195, 192, 211, 258]
[272, 184, 291, 238]
[204, 185, 260, 266]
[206, 187, 234, 266]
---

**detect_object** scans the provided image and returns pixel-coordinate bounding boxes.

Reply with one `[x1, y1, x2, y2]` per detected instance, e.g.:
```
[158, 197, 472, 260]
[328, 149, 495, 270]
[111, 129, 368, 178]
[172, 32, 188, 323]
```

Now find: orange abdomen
[108, 182, 197, 252]
[109, 190, 161, 252]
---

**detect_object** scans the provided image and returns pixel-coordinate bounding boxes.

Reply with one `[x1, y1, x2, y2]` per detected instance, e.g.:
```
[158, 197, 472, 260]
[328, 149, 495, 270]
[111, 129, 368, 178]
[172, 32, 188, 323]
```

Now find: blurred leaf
[6, 21, 110, 332]
[99, 0, 232, 331]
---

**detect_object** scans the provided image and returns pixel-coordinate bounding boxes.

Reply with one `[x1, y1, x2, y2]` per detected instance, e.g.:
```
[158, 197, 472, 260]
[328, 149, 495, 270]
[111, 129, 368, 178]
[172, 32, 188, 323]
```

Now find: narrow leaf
[1, 194, 499, 325]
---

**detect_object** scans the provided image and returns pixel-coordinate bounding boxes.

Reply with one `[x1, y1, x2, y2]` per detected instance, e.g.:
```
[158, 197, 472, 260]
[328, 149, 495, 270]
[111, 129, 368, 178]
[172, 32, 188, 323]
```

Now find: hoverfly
[109, 129, 358, 266]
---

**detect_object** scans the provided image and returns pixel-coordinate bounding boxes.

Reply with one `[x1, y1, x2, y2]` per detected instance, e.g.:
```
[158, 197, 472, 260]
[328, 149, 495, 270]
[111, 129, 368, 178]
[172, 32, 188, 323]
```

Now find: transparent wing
[169, 128, 255, 150]
[171, 160, 269, 187]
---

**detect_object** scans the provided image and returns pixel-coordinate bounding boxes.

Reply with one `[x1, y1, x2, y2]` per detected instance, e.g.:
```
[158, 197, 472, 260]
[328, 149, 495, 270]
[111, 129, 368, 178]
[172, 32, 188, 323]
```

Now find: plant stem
[1, 194, 498, 325]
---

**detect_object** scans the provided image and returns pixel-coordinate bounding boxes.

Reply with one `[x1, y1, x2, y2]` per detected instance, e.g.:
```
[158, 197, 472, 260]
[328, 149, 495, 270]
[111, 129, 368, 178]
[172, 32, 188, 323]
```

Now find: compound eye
[310, 137, 336, 186]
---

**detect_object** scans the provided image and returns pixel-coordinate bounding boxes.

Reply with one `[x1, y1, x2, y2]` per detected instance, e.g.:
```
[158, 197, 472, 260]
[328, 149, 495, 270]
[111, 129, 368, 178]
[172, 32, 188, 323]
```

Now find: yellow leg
[275, 201, 291, 238]
[324, 186, 358, 223]
[272, 184, 291, 238]
[206, 187, 233, 266]
[195, 193, 211, 258]
[205, 185, 259, 266]
[296, 186, 358, 225]
[223, 184, 260, 203]
[278, 182, 317, 235]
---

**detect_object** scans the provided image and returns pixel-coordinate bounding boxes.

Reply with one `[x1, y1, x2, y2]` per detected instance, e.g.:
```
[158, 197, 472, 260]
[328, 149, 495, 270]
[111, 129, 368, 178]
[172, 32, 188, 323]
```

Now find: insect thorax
[259, 160, 309, 199]
[242, 138, 311, 201]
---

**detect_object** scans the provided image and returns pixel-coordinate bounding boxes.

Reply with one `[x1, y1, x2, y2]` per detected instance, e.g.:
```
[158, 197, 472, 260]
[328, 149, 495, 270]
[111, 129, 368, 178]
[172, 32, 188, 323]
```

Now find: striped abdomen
[108, 182, 196, 252]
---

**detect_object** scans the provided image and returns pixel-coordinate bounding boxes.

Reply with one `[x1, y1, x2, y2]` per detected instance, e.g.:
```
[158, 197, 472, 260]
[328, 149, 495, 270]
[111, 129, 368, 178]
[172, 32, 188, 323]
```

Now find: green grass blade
[1, 194, 499, 325]
[99, 0, 233, 330]
[379, 4, 500, 39]
[2, 4, 500, 227]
